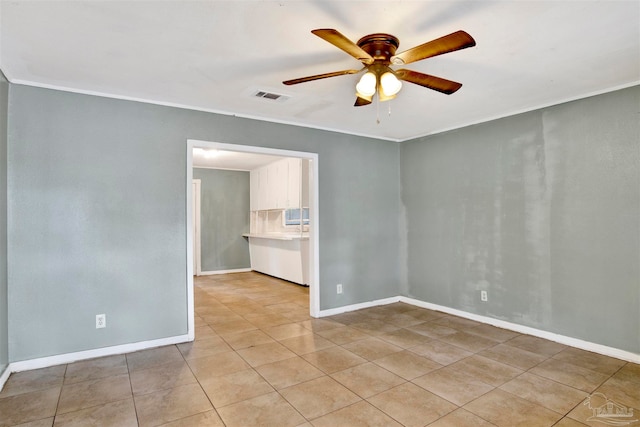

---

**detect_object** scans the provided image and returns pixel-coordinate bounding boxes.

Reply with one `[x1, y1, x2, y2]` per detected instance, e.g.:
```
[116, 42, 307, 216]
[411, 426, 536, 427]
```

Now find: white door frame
[186, 139, 320, 340]
[192, 179, 201, 276]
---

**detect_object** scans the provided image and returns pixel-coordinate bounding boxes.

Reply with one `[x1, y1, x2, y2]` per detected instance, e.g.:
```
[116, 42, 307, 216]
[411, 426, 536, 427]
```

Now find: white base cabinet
[246, 235, 308, 285]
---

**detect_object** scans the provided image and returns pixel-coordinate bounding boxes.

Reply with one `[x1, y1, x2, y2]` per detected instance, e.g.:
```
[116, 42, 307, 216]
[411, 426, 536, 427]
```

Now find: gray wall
[0, 71, 8, 373]
[7, 85, 403, 362]
[192, 168, 250, 272]
[401, 86, 640, 353]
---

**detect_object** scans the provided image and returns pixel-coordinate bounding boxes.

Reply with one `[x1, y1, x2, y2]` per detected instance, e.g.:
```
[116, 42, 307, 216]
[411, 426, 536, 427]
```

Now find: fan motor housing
[357, 33, 399, 62]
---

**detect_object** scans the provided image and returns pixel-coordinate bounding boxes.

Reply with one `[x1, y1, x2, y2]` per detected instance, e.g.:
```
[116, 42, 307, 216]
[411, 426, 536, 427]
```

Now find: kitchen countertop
[242, 233, 309, 241]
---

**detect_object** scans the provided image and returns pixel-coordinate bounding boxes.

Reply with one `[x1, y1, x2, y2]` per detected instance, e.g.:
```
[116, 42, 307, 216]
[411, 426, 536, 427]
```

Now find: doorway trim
[192, 179, 201, 276]
[186, 139, 320, 340]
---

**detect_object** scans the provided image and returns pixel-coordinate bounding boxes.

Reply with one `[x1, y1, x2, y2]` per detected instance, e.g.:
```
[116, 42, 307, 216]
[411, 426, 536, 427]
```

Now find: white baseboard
[8, 334, 191, 374]
[0, 364, 10, 392]
[400, 297, 640, 364]
[316, 295, 639, 364]
[198, 268, 251, 276]
[318, 296, 401, 317]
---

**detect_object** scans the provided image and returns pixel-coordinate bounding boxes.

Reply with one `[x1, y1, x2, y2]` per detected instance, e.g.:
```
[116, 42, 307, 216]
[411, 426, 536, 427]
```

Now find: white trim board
[198, 268, 252, 276]
[9, 334, 190, 373]
[320, 295, 640, 364]
[0, 334, 190, 392]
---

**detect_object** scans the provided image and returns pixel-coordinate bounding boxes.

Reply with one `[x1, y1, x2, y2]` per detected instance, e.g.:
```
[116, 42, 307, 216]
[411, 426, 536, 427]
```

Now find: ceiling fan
[283, 29, 476, 106]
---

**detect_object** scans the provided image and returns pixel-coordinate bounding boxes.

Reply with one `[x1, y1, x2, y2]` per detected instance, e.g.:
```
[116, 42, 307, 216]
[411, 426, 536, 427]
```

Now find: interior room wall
[0, 71, 8, 373]
[401, 86, 640, 354]
[7, 85, 403, 362]
[192, 168, 250, 272]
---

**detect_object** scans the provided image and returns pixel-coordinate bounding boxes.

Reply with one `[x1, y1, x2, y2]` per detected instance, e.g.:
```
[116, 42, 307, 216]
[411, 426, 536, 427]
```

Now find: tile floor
[1, 272, 638, 426]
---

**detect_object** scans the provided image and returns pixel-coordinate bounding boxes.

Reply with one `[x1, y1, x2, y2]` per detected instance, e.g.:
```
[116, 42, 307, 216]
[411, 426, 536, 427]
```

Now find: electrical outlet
[337, 284, 343, 294]
[480, 291, 488, 302]
[96, 314, 106, 329]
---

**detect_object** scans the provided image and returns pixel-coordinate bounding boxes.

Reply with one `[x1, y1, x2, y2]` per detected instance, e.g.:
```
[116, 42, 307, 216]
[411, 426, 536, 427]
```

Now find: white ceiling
[193, 148, 283, 170]
[1, 1, 638, 142]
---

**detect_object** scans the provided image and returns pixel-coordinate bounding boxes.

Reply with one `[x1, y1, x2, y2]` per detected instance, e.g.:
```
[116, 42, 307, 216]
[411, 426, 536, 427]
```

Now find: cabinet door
[286, 158, 301, 208]
[258, 167, 268, 211]
[250, 169, 259, 211]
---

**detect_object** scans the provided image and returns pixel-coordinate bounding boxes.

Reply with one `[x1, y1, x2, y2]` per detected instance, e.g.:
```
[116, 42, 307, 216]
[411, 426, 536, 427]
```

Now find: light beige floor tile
[243, 313, 292, 328]
[255, 357, 324, 390]
[200, 368, 274, 408]
[465, 324, 520, 343]
[504, 335, 566, 357]
[236, 341, 297, 367]
[311, 400, 403, 427]
[222, 329, 275, 350]
[302, 346, 367, 374]
[331, 362, 405, 398]
[126, 345, 184, 372]
[448, 355, 523, 387]
[373, 350, 442, 380]
[368, 382, 456, 427]
[552, 418, 589, 427]
[316, 326, 371, 345]
[377, 328, 432, 349]
[194, 325, 218, 341]
[176, 335, 233, 360]
[413, 365, 495, 406]
[134, 383, 213, 427]
[403, 308, 448, 322]
[433, 315, 482, 330]
[279, 333, 336, 355]
[500, 372, 588, 413]
[342, 337, 403, 361]
[406, 322, 458, 339]
[52, 397, 137, 427]
[186, 351, 250, 381]
[530, 358, 610, 392]
[13, 417, 55, 427]
[385, 313, 426, 328]
[409, 340, 473, 365]
[479, 343, 547, 370]
[594, 371, 640, 408]
[464, 388, 562, 427]
[300, 318, 345, 333]
[263, 322, 313, 341]
[211, 319, 258, 336]
[437, 331, 500, 353]
[350, 319, 401, 335]
[0, 387, 60, 427]
[130, 360, 196, 395]
[0, 365, 65, 398]
[216, 391, 305, 427]
[57, 374, 132, 415]
[426, 408, 498, 427]
[64, 355, 128, 385]
[280, 376, 360, 420]
[552, 347, 627, 375]
[159, 409, 225, 426]
[566, 391, 639, 427]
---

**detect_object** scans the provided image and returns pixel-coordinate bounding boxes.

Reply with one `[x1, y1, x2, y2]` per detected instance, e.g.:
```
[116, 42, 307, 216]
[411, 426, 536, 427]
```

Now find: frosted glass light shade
[380, 72, 402, 96]
[356, 72, 376, 97]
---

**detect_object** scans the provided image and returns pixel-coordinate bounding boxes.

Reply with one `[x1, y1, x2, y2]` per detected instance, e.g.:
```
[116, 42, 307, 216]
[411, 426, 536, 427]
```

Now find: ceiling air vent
[252, 90, 290, 102]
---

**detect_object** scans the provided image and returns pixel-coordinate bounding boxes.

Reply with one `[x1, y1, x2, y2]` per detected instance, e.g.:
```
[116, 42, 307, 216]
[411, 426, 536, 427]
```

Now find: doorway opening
[185, 140, 320, 340]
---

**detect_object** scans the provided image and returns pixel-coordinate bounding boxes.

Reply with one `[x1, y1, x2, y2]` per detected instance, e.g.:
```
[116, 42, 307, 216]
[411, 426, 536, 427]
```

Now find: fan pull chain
[376, 93, 380, 125]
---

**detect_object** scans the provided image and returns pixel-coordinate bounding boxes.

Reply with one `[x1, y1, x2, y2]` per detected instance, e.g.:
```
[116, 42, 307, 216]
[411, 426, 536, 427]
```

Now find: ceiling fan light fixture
[356, 71, 377, 97]
[380, 72, 402, 96]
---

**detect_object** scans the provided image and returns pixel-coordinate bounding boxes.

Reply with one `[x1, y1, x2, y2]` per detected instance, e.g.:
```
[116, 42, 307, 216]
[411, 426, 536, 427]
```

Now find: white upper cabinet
[250, 157, 303, 211]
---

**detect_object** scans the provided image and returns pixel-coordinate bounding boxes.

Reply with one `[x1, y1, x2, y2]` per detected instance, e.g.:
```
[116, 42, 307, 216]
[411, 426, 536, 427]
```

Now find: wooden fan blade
[312, 29, 374, 65]
[391, 30, 476, 65]
[283, 69, 361, 85]
[395, 69, 463, 94]
[354, 96, 372, 107]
